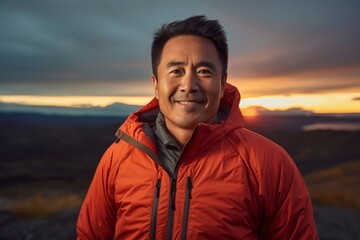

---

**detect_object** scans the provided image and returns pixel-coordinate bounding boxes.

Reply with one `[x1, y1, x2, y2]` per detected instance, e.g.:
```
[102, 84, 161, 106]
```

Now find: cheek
[158, 81, 177, 98]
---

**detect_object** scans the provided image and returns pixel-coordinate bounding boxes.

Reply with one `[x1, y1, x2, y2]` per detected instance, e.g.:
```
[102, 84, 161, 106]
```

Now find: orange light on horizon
[0, 95, 154, 108]
[241, 92, 360, 114]
[241, 107, 261, 116]
[0, 92, 359, 114]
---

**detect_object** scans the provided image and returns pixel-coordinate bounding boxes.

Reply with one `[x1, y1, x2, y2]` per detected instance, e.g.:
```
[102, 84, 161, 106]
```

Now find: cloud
[0, 0, 359, 95]
[227, 2, 360, 81]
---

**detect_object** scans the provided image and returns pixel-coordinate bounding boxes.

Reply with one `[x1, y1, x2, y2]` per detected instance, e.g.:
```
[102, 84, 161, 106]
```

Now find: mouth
[176, 100, 204, 105]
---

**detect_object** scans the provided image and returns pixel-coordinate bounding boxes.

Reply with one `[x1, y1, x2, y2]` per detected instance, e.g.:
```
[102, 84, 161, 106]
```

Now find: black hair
[151, 15, 228, 78]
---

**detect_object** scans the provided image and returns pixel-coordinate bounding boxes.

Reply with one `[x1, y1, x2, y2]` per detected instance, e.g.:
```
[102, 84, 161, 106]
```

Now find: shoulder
[107, 135, 137, 161]
[226, 128, 299, 188]
[226, 127, 290, 161]
[95, 136, 136, 177]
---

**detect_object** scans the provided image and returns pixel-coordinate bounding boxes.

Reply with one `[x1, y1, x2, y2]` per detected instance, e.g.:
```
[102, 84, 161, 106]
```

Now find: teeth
[178, 101, 201, 105]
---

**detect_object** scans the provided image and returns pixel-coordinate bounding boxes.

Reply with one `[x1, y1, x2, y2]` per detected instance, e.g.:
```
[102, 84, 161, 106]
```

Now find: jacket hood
[119, 83, 244, 151]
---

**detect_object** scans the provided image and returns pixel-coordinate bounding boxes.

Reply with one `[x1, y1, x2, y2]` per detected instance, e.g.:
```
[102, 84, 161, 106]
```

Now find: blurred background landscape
[1, 0, 359, 239]
[0, 108, 359, 239]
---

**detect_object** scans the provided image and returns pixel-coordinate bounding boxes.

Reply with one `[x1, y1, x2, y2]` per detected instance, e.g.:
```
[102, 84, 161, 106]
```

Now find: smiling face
[152, 35, 227, 134]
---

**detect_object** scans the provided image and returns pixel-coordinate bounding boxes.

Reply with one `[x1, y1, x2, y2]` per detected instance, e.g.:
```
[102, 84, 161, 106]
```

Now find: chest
[113, 148, 260, 239]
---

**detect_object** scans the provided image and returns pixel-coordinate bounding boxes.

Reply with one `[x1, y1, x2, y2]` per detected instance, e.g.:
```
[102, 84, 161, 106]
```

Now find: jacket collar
[119, 83, 244, 152]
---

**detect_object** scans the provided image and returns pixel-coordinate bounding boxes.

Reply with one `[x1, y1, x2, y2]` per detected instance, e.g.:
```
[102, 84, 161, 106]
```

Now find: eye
[169, 69, 184, 76]
[197, 69, 213, 77]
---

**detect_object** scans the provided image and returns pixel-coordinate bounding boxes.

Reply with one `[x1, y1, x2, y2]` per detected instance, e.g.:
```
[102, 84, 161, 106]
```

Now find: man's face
[152, 35, 226, 132]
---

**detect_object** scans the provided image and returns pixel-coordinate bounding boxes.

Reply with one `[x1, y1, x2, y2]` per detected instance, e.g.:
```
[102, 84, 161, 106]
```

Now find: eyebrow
[166, 61, 185, 69]
[165, 61, 217, 72]
[196, 61, 217, 72]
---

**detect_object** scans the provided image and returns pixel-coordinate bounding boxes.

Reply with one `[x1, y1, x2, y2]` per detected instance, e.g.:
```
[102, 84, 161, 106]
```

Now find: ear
[221, 73, 227, 97]
[152, 74, 159, 99]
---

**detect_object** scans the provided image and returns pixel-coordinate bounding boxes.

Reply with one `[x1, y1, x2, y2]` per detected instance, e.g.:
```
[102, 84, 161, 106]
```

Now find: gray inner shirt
[152, 110, 229, 176]
[153, 112, 182, 175]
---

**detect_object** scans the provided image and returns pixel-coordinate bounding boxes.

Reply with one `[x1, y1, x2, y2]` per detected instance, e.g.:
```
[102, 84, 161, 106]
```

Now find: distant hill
[0, 112, 125, 128]
[243, 114, 360, 132]
[0, 102, 141, 117]
[1, 101, 360, 119]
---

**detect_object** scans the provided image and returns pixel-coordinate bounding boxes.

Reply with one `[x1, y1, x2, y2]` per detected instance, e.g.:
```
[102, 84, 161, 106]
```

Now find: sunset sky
[0, 0, 359, 114]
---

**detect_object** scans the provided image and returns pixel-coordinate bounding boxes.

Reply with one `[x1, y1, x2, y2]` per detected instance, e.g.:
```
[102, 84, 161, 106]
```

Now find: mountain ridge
[1, 101, 359, 118]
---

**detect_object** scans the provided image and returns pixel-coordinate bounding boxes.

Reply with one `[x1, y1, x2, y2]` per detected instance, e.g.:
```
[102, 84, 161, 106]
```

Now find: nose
[180, 70, 199, 93]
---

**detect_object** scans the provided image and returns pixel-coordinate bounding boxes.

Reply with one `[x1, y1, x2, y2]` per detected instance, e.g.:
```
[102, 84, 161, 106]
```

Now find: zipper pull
[170, 178, 176, 210]
[186, 177, 192, 199]
[155, 179, 161, 198]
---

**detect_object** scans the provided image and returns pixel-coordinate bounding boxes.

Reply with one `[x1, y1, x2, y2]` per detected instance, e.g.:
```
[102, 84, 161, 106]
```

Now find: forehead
[160, 35, 221, 65]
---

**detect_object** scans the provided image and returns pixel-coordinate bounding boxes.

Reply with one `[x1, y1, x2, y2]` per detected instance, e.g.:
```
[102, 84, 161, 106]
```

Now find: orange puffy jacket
[77, 83, 318, 239]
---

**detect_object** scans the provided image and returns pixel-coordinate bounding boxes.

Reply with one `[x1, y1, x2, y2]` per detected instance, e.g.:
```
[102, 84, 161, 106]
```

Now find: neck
[164, 122, 196, 149]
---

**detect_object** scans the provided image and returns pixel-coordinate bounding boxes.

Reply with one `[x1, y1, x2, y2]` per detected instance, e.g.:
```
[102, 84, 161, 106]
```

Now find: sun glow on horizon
[0, 92, 359, 114]
[0, 95, 154, 108]
[241, 92, 360, 114]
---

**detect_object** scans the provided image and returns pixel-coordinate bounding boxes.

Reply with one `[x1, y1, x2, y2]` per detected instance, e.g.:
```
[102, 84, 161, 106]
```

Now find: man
[77, 15, 318, 239]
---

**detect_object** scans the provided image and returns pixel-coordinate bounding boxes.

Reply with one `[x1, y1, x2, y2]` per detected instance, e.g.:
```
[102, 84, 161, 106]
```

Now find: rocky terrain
[0, 205, 359, 240]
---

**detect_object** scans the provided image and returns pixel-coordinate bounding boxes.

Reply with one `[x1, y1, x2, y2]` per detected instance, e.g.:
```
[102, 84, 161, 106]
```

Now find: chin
[174, 117, 199, 129]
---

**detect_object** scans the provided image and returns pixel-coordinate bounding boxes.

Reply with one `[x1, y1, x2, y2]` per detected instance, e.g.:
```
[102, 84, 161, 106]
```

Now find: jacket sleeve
[259, 148, 318, 240]
[77, 144, 118, 240]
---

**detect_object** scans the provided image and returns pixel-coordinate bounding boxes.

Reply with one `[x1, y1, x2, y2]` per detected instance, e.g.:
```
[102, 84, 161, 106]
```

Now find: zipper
[181, 176, 192, 240]
[150, 179, 161, 240]
[165, 174, 178, 240]
[165, 127, 199, 240]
